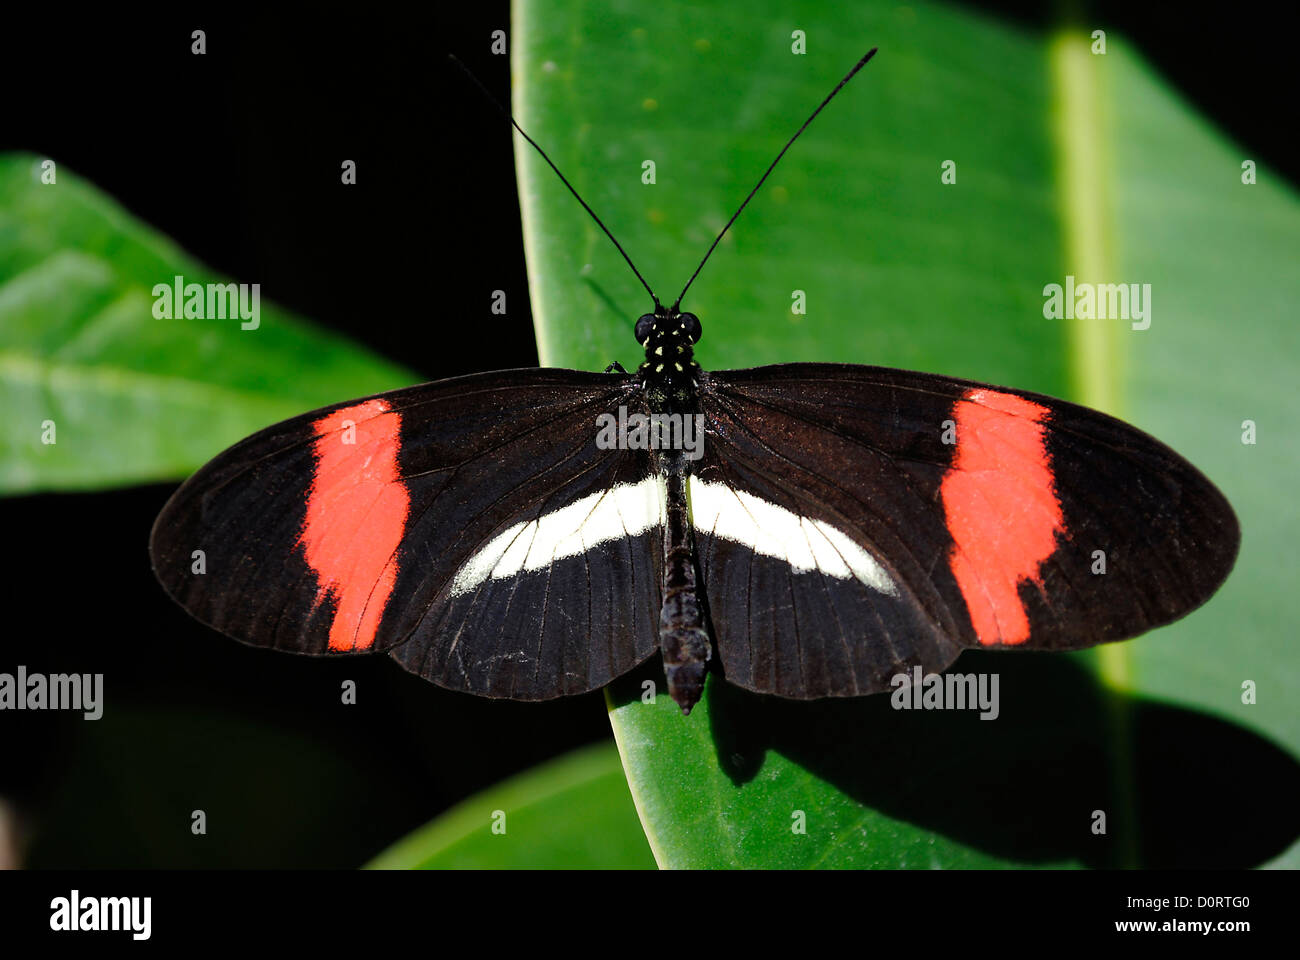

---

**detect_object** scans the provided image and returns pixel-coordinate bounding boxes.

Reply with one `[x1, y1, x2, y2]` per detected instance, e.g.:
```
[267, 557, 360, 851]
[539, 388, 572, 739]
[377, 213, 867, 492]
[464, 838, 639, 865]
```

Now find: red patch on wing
[940, 389, 1064, 646]
[301, 399, 409, 651]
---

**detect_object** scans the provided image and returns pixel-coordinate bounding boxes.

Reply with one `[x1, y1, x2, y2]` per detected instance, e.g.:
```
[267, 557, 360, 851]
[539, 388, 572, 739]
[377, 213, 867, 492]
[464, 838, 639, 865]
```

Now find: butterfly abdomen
[658, 454, 710, 713]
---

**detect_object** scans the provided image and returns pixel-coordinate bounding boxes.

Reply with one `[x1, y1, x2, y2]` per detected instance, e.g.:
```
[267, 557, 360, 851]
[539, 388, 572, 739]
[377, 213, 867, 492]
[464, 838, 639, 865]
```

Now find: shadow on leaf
[612, 650, 1299, 868]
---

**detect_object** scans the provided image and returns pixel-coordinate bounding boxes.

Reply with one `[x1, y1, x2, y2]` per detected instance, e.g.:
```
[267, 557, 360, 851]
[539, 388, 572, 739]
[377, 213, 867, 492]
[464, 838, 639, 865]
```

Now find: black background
[0, 4, 1295, 868]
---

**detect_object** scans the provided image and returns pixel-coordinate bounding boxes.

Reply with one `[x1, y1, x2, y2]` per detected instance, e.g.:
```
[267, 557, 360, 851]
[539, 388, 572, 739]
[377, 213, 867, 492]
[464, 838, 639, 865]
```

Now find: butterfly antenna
[449, 54, 661, 310]
[672, 47, 878, 311]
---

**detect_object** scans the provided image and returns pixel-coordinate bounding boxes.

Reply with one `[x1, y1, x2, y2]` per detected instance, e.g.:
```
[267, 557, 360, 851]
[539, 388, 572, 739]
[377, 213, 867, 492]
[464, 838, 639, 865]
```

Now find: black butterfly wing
[150, 368, 664, 700]
[695, 363, 1239, 698]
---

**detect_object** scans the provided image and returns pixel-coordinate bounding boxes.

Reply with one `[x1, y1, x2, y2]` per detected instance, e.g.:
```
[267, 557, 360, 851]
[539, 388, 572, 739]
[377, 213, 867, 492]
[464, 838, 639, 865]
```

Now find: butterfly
[150, 49, 1239, 715]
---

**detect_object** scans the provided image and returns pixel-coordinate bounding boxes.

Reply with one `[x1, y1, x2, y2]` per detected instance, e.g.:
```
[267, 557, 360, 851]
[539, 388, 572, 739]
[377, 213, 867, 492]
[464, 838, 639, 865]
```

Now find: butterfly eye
[679, 312, 701, 343]
[634, 313, 656, 345]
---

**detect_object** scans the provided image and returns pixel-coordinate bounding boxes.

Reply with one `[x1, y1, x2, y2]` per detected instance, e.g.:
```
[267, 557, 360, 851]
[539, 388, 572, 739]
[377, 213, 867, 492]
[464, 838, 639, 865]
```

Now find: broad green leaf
[366, 742, 655, 869]
[514, 1, 1300, 867]
[0, 152, 413, 493]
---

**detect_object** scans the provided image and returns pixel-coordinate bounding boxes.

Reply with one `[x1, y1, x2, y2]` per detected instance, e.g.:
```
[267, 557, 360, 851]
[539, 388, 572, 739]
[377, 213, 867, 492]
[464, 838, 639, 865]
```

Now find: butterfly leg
[658, 454, 711, 714]
[604, 361, 628, 374]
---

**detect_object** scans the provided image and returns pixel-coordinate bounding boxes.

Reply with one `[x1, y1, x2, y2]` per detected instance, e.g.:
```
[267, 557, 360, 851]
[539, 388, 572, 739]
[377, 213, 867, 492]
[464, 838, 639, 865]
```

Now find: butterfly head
[635, 304, 701, 351]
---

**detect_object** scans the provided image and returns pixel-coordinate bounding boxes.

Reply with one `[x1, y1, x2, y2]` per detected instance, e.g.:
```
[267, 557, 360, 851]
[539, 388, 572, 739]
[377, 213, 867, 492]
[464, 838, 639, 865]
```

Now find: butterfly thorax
[637, 307, 702, 414]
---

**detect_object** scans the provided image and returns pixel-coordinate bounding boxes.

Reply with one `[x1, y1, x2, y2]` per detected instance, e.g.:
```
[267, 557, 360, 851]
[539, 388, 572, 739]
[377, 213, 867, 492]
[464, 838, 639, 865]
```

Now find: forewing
[697, 363, 1239, 699]
[151, 368, 663, 699]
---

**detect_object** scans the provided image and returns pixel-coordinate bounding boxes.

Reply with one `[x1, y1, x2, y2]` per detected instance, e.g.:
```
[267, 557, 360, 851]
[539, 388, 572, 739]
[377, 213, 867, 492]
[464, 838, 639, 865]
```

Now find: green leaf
[515, 2, 1300, 867]
[366, 742, 655, 869]
[0, 152, 414, 494]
